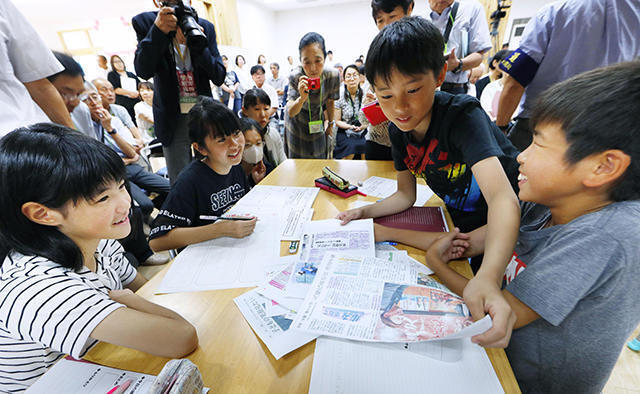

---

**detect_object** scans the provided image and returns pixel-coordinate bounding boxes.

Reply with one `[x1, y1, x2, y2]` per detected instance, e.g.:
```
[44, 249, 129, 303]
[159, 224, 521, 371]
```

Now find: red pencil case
[315, 177, 363, 198]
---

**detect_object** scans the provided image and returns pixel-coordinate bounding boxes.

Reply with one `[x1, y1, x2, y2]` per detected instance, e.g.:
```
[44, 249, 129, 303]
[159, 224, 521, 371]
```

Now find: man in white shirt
[250, 65, 279, 118]
[93, 78, 145, 148]
[267, 62, 287, 106]
[0, 0, 72, 135]
[428, 0, 491, 94]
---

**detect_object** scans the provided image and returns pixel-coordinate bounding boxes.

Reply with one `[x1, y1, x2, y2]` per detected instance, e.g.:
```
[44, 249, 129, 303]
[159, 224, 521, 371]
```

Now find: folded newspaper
[291, 253, 492, 342]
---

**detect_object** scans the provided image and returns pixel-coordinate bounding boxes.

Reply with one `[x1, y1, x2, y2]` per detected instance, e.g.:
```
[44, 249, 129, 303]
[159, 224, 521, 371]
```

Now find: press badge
[177, 70, 197, 113]
[308, 120, 323, 134]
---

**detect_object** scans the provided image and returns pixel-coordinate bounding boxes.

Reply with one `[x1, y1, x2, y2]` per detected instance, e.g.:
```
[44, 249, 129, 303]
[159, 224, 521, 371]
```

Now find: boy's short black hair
[239, 117, 265, 139]
[250, 65, 265, 75]
[138, 81, 154, 91]
[531, 61, 640, 201]
[299, 32, 326, 58]
[489, 49, 510, 70]
[48, 51, 84, 82]
[243, 88, 271, 109]
[188, 96, 240, 146]
[371, 0, 414, 20]
[365, 16, 445, 88]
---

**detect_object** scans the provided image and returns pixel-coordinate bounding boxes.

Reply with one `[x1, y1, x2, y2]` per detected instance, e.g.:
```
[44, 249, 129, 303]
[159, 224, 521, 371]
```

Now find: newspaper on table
[26, 357, 209, 393]
[234, 289, 317, 360]
[292, 253, 491, 342]
[359, 176, 435, 206]
[259, 219, 376, 304]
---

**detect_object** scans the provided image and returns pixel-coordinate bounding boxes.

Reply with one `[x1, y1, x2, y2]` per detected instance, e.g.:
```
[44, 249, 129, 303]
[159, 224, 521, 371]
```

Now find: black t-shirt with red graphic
[389, 91, 519, 230]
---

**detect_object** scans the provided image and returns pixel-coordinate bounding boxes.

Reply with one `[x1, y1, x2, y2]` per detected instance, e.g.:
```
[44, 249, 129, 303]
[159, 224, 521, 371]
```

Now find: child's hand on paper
[464, 278, 516, 348]
[218, 217, 257, 238]
[336, 207, 363, 225]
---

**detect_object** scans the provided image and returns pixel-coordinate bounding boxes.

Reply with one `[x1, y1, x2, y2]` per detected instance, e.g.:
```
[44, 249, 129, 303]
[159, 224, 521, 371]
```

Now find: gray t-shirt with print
[505, 201, 640, 393]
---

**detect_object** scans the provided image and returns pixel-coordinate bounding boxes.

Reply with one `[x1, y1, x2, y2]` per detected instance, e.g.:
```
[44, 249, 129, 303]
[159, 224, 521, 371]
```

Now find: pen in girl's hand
[199, 215, 256, 221]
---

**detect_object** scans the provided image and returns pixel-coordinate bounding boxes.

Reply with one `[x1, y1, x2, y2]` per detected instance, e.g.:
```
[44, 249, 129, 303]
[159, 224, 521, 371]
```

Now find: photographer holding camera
[132, 0, 226, 183]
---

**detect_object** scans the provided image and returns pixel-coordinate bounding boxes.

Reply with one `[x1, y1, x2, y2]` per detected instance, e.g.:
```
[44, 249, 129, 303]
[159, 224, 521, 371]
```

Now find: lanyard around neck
[174, 39, 189, 66]
[306, 76, 323, 121]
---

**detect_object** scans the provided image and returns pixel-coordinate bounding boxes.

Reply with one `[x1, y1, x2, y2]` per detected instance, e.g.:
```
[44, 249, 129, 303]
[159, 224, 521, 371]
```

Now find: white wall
[233, 0, 277, 64]
[273, 0, 376, 68]
[503, 0, 556, 48]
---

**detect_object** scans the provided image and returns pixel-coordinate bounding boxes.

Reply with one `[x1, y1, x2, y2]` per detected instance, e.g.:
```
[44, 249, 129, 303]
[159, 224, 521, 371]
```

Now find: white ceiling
[251, 0, 367, 12]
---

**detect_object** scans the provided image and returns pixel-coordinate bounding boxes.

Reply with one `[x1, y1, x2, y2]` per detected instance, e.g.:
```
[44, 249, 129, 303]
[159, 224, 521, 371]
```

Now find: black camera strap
[443, 1, 459, 47]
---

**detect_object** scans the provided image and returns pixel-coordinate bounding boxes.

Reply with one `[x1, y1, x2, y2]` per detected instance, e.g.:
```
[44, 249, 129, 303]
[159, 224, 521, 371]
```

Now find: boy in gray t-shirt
[420, 61, 640, 393]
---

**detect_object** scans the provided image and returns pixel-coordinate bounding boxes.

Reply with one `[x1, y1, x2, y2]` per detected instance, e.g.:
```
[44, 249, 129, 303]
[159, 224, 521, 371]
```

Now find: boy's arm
[466, 156, 520, 347]
[426, 233, 539, 330]
[337, 170, 416, 224]
[149, 219, 257, 252]
[374, 223, 470, 251]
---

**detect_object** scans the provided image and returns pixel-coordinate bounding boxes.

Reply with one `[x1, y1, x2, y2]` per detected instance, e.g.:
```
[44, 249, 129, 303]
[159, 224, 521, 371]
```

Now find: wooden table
[85, 159, 520, 393]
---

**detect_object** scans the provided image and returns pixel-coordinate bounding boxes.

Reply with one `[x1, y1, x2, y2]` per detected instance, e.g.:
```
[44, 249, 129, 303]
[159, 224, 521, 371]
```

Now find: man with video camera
[132, 0, 226, 183]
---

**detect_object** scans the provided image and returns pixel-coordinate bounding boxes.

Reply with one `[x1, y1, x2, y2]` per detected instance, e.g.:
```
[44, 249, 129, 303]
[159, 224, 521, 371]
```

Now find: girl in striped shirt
[0, 124, 198, 392]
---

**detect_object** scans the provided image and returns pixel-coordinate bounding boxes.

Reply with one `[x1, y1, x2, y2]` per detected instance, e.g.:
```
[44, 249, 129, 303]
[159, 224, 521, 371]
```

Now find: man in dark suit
[132, 1, 226, 183]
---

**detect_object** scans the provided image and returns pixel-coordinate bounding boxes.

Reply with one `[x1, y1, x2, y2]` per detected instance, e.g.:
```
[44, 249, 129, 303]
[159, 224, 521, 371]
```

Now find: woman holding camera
[285, 32, 340, 159]
[333, 65, 367, 159]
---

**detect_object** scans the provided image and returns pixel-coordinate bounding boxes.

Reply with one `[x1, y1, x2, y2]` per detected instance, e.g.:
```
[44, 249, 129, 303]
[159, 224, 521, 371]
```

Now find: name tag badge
[177, 70, 197, 113]
[308, 120, 323, 134]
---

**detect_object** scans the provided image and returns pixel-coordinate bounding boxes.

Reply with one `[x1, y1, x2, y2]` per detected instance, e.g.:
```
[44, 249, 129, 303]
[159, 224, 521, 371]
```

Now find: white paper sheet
[280, 207, 314, 240]
[359, 176, 435, 206]
[235, 185, 319, 209]
[309, 337, 504, 394]
[234, 289, 317, 360]
[156, 216, 280, 294]
[292, 253, 490, 342]
[284, 219, 376, 298]
[26, 358, 156, 393]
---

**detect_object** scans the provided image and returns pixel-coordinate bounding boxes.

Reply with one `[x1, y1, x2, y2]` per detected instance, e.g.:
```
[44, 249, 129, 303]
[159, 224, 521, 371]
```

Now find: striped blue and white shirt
[0, 239, 136, 392]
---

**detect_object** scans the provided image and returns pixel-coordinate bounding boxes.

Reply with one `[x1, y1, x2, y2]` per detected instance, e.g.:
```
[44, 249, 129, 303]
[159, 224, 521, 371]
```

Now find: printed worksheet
[155, 216, 281, 293]
[292, 253, 491, 342]
[359, 176, 435, 206]
[235, 185, 319, 209]
[26, 358, 155, 393]
[234, 289, 317, 360]
[309, 337, 503, 394]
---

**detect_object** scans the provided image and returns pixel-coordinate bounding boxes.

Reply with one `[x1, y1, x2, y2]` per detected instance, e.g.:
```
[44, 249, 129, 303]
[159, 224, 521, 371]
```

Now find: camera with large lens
[162, 0, 207, 53]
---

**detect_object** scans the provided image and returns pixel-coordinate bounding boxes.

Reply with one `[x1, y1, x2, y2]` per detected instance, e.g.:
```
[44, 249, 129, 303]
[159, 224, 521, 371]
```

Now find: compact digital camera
[308, 77, 321, 90]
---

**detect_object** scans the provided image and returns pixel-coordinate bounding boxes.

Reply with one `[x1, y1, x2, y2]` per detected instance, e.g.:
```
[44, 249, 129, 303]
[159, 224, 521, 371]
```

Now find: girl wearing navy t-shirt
[149, 97, 257, 252]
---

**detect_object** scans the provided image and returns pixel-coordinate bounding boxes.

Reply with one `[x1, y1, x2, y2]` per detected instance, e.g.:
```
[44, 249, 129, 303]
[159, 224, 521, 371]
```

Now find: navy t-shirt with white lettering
[149, 161, 248, 239]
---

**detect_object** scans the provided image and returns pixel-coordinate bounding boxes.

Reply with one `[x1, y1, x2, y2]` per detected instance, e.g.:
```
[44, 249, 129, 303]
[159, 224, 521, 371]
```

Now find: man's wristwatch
[452, 59, 464, 74]
[106, 128, 117, 135]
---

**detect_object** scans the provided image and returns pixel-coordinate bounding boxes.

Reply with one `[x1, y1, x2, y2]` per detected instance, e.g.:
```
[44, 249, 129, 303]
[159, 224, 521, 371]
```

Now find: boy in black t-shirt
[337, 17, 520, 348]
[149, 98, 256, 252]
